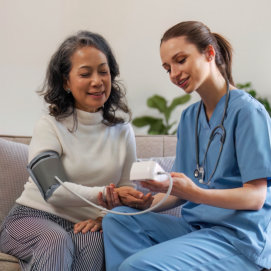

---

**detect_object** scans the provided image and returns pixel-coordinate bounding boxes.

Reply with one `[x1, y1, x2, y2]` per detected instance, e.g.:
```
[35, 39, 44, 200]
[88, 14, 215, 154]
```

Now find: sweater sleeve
[116, 123, 137, 188]
[29, 116, 106, 207]
[29, 116, 63, 161]
[47, 183, 105, 207]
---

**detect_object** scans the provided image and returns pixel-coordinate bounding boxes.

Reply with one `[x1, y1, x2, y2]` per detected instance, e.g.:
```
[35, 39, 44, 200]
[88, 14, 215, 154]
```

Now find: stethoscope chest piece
[194, 167, 204, 183]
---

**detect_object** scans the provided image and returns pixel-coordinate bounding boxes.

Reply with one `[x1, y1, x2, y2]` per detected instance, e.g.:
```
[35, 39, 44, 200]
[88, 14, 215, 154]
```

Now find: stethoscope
[194, 80, 230, 185]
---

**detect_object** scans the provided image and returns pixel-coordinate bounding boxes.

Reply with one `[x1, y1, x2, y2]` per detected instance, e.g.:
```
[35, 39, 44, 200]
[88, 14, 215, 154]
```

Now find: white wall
[1, 0, 271, 136]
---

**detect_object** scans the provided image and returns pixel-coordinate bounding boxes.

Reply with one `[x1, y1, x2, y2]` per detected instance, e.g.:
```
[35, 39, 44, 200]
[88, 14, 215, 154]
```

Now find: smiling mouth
[87, 91, 105, 97]
[178, 77, 189, 88]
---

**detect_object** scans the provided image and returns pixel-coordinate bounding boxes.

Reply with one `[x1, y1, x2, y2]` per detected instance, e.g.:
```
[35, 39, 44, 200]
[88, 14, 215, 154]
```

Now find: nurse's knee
[119, 254, 147, 271]
[102, 206, 135, 231]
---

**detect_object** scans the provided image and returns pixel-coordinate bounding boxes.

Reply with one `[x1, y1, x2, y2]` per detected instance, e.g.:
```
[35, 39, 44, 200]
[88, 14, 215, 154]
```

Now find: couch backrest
[0, 135, 177, 158]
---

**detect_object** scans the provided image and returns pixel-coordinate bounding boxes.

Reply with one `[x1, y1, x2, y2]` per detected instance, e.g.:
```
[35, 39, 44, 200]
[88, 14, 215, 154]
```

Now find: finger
[113, 191, 121, 206]
[138, 193, 154, 209]
[145, 195, 155, 208]
[74, 222, 87, 233]
[74, 222, 81, 229]
[120, 187, 144, 199]
[170, 172, 185, 178]
[91, 223, 101, 232]
[110, 186, 115, 204]
[98, 192, 107, 208]
[106, 186, 114, 209]
[82, 221, 95, 234]
[145, 192, 153, 198]
[110, 183, 116, 188]
[132, 191, 144, 199]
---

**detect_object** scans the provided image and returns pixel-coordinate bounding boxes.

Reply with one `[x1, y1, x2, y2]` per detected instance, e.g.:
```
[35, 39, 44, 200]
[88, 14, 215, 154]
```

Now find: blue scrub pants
[103, 206, 261, 271]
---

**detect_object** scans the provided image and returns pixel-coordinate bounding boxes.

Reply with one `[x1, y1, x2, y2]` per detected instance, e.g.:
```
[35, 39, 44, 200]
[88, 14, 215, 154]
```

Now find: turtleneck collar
[76, 109, 103, 125]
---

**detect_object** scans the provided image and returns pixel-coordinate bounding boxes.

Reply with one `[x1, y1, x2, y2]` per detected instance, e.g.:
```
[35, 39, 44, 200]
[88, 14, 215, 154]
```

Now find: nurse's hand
[115, 186, 154, 210]
[140, 172, 200, 202]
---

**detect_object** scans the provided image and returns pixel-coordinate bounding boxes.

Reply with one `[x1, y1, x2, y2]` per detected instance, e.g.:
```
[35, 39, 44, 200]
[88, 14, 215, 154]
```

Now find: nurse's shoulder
[229, 89, 269, 119]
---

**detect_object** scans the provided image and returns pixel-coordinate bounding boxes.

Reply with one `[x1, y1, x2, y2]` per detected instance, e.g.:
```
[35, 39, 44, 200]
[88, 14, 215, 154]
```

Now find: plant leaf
[148, 119, 167, 135]
[247, 90, 256, 98]
[132, 116, 162, 127]
[165, 94, 191, 121]
[132, 116, 168, 134]
[147, 95, 167, 114]
[236, 82, 251, 90]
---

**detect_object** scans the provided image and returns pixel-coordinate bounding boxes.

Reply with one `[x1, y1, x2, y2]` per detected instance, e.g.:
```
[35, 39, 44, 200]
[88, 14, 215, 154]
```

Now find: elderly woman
[0, 31, 152, 271]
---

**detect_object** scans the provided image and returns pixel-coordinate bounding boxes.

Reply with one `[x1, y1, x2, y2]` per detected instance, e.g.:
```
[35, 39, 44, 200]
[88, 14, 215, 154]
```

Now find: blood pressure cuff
[27, 151, 70, 201]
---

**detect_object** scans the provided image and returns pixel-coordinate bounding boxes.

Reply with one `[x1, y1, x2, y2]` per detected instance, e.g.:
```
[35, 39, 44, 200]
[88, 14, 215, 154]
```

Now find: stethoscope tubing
[194, 80, 230, 185]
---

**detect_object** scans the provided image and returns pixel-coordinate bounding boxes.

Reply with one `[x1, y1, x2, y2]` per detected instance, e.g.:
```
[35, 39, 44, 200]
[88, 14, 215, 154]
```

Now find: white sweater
[16, 109, 136, 223]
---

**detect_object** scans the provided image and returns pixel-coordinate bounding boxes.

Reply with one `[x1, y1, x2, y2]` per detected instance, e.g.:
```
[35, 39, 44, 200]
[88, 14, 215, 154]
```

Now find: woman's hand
[141, 172, 200, 202]
[74, 216, 103, 234]
[97, 184, 122, 210]
[114, 186, 154, 209]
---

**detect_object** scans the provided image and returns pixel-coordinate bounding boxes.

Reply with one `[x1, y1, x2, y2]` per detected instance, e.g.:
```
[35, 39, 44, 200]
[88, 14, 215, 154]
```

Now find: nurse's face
[160, 36, 211, 94]
[65, 46, 111, 113]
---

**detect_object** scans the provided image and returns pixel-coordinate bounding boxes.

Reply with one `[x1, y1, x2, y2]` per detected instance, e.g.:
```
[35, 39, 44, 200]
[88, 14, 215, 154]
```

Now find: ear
[205, 44, 215, 62]
[63, 76, 70, 91]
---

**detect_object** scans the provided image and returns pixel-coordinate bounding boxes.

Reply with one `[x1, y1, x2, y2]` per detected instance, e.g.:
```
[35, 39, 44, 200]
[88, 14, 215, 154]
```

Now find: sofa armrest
[0, 252, 20, 271]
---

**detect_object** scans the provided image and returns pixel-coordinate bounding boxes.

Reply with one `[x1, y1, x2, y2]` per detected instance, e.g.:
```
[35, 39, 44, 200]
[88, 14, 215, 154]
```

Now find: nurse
[102, 21, 271, 271]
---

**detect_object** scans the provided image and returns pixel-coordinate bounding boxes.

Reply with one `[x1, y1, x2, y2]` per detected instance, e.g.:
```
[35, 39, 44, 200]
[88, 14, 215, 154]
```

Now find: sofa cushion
[0, 252, 18, 263]
[0, 139, 29, 225]
[0, 252, 20, 271]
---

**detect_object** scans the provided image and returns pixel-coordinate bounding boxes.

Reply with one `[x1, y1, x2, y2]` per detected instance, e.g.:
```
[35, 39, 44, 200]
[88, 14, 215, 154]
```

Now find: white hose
[54, 172, 173, 216]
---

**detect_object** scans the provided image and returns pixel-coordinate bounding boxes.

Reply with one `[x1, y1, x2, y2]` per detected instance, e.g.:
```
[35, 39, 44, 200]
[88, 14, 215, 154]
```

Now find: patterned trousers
[0, 204, 105, 271]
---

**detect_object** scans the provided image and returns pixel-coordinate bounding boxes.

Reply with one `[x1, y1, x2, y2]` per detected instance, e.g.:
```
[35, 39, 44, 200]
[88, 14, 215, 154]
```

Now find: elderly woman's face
[65, 46, 111, 113]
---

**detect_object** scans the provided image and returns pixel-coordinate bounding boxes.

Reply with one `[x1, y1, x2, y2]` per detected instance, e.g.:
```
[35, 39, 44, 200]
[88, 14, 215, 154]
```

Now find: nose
[170, 64, 181, 83]
[90, 72, 103, 87]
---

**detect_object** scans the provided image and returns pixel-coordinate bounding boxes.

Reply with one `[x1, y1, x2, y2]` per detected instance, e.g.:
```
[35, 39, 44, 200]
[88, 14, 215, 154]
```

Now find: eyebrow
[162, 51, 186, 67]
[79, 63, 108, 69]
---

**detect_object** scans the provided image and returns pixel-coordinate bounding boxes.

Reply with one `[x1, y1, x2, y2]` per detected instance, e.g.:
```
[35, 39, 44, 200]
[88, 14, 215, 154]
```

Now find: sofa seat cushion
[0, 252, 20, 271]
[0, 139, 29, 224]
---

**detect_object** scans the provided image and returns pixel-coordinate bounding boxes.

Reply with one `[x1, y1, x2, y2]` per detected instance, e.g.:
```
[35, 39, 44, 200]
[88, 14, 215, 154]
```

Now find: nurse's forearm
[195, 178, 267, 210]
[151, 193, 186, 212]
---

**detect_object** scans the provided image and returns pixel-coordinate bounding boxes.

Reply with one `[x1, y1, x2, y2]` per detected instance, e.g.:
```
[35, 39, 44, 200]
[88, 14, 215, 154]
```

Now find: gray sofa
[0, 135, 177, 271]
[1, 135, 270, 271]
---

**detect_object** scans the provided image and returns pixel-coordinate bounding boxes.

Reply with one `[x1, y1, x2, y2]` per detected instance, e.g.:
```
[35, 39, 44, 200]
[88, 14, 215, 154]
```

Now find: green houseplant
[236, 82, 271, 116]
[132, 94, 191, 135]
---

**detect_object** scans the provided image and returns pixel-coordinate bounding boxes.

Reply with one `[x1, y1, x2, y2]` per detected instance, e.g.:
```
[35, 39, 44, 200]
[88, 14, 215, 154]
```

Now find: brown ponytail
[212, 33, 234, 85]
[161, 21, 234, 85]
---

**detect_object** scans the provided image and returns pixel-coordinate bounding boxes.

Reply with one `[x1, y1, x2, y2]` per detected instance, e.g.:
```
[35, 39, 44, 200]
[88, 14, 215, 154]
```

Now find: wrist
[96, 216, 103, 222]
[193, 186, 205, 204]
[102, 186, 107, 201]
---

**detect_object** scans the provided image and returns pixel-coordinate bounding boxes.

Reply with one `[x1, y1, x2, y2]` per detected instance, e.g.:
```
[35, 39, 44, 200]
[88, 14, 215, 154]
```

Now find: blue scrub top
[173, 89, 271, 267]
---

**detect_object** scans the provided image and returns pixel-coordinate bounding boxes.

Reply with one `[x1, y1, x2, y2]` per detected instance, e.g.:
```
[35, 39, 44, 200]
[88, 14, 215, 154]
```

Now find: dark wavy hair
[161, 21, 234, 85]
[39, 31, 131, 127]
